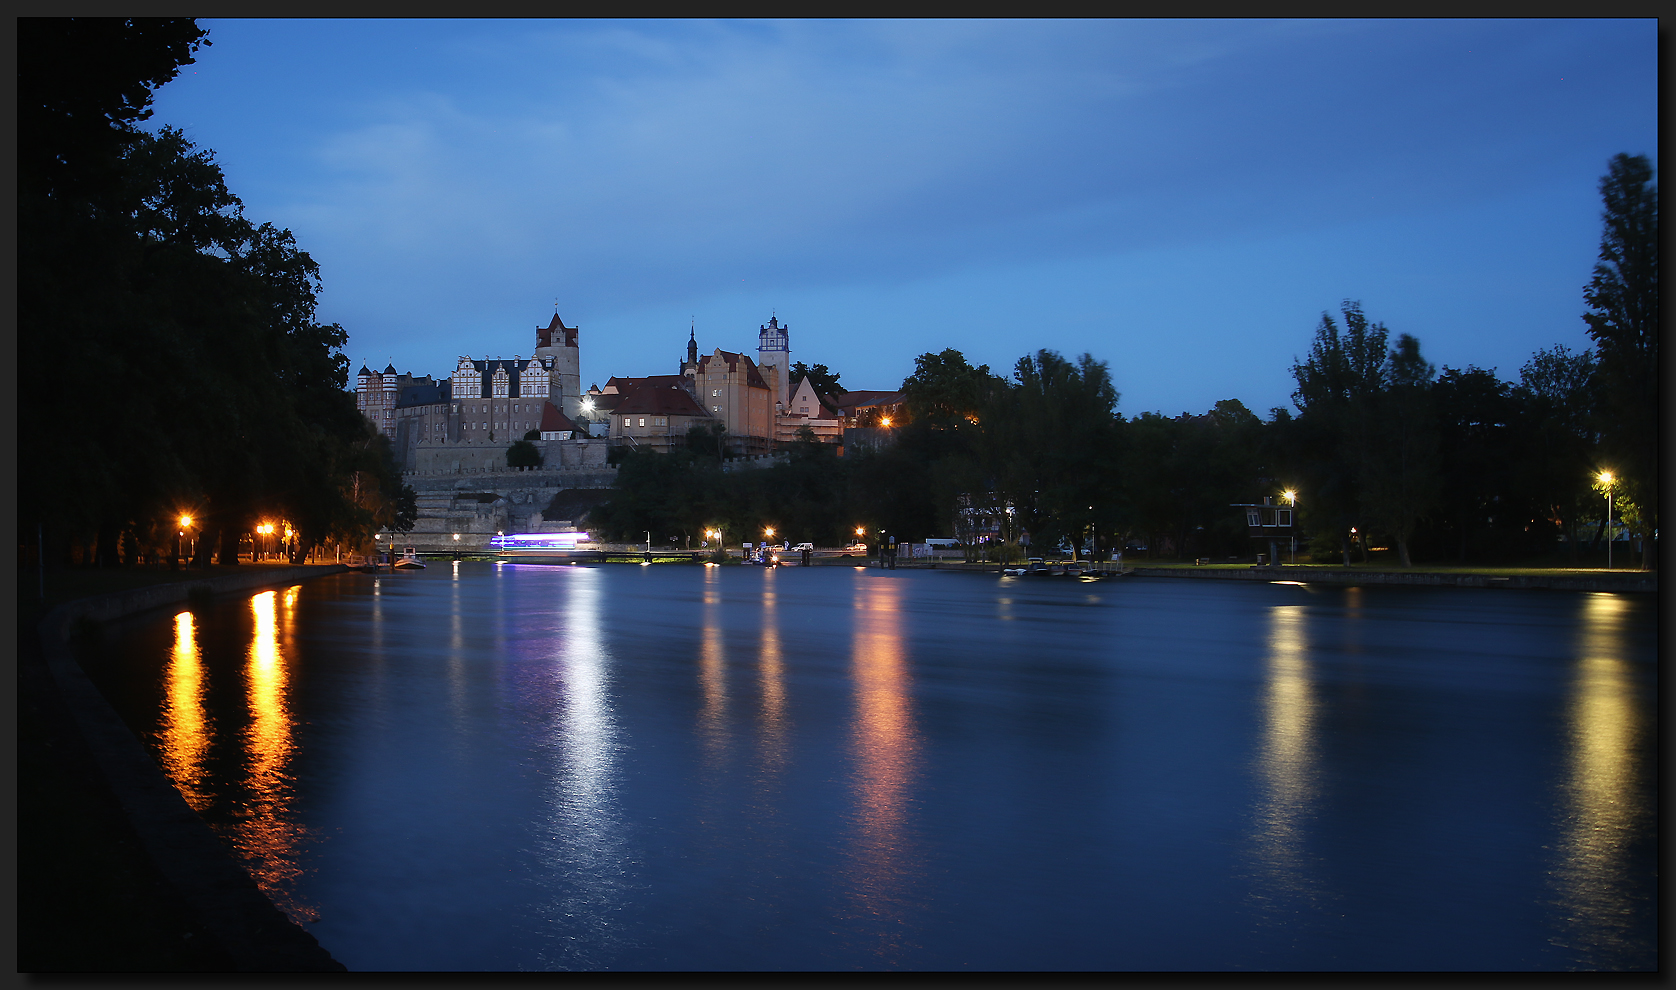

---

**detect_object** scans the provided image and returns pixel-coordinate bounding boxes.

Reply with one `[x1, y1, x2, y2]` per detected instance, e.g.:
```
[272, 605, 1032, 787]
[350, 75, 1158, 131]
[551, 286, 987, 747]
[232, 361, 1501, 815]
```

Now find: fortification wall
[397, 459, 618, 551]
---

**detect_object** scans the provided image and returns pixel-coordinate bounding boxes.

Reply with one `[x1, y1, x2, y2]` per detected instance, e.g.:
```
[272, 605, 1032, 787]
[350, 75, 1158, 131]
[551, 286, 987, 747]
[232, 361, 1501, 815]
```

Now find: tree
[900, 348, 1002, 428]
[1431, 366, 1519, 561]
[19, 20, 392, 568]
[506, 440, 541, 468]
[1513, 345, 1600, 562]
[390, 484, 419, 535]
[789, 361, 842, 397]
[686, 421, 728, 460]
[1582, 153, 1658, 569]
[988, 350, 1121, 557]
[1288, 301, 1390, 564]
[1362, 334, 1440, 566]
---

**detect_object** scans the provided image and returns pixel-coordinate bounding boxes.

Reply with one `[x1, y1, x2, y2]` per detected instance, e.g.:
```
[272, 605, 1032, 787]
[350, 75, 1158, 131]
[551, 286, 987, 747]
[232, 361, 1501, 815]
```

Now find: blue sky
[147, 18, 1656, 416]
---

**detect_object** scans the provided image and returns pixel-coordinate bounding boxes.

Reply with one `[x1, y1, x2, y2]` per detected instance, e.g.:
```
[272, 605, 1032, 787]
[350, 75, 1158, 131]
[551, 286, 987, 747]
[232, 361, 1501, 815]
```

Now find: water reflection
[1249, 604, 1321, 913]
[1551, 594, 1650, 967]
[757, 572, 789, 779]
[236, 588, 314, 923]
[842, 576, 922, 961]
[159, 611, 214, 811]
[698, 566, 730, 772]
[536, 568, 632, 968]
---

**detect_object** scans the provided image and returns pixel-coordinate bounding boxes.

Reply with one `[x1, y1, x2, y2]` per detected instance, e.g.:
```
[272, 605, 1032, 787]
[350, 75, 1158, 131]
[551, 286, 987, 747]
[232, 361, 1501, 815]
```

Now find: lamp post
[179, 515, 193, 567]
[1599, 471, 1614, 570]
[1282, 490, 1298, 564]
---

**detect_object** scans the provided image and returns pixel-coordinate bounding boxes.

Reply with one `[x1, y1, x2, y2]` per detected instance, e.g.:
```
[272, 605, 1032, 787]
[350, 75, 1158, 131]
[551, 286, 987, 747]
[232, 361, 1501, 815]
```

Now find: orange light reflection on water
[757, 572, 789, 778]
[698, 567, 730, 772]
[235, 588, 315, 924]
[159, 611, 214, 811]
[843, 576, 922, 961]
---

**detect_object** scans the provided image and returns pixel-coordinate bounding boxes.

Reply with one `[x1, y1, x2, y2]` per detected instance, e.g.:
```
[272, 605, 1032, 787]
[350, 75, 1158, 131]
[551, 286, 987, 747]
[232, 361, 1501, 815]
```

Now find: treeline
[19, 19, 408, 569]
[598, 155, 1657, 569]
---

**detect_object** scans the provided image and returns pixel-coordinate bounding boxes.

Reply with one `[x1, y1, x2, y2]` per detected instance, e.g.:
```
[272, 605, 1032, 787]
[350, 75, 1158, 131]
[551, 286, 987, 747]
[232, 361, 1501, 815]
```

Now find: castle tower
[535, 313, 582, 420]
[679, 325, 701, 393]
[757, 314, 790, 411]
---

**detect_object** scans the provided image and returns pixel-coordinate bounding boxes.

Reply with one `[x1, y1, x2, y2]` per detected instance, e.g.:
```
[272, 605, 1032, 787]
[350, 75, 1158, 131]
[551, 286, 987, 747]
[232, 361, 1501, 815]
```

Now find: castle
[356, 313, 587, 472]
[357, 311, 873, 470]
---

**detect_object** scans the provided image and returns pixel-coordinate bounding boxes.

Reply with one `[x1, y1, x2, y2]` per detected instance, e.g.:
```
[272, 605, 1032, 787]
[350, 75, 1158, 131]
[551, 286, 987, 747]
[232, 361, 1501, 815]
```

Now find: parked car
[844, 543, 868, 553]
[793, 542, 814, 552]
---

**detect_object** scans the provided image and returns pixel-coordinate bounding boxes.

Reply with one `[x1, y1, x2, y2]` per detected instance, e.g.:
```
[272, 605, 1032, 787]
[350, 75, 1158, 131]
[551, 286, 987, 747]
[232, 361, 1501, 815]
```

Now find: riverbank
[884, 558, 1656, 592]
[1129, 563, 1656, 593]
[20, 563, 349, 972]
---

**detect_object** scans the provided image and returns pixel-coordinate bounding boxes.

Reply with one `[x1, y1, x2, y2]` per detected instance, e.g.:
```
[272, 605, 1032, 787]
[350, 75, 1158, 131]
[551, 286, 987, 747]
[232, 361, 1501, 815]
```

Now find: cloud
[155, 18, 1655, 404]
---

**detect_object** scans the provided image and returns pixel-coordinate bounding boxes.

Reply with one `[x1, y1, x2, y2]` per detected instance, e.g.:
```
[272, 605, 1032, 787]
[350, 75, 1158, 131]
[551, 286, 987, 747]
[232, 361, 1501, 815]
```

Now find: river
[81, 562, 1657, 971]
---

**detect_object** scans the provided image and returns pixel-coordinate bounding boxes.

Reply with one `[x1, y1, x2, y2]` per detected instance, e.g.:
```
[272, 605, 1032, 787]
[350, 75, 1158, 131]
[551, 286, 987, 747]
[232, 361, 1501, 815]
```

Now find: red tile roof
[540, 402, 577, 433]
[833, 390, 905, 413]
[613, 383, 710, 418]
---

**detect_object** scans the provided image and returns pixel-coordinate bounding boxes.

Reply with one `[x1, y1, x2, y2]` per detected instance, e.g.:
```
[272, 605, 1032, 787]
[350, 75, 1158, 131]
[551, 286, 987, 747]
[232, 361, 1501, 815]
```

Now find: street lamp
[179, 515, 193, 565]
[1599, 471, 1615, 570]
[1282, 491, 1297, 564]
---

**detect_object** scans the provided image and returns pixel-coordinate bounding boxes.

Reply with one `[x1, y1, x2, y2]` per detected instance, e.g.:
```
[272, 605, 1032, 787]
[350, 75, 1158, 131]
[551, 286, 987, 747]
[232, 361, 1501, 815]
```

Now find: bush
[506, 440, 541, 468]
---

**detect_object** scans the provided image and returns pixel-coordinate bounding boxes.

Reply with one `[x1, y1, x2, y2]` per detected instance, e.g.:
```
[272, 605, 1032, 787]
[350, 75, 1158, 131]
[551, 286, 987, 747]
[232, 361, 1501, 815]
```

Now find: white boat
[393, 546, 426, 569]
[489, 532, 599, 563]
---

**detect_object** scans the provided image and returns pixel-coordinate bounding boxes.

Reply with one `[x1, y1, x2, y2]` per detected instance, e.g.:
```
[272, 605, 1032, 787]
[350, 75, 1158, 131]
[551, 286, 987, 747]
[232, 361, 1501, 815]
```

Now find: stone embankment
[1128, 566, 1657, 593]
[38, 564, 349, 972]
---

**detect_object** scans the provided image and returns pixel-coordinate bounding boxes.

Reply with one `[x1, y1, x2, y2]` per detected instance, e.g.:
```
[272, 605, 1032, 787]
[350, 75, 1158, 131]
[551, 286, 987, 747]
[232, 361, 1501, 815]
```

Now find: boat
[346, 553, 382, 573]
[393, 546, 426, 569]
[489, 532, 600, 563]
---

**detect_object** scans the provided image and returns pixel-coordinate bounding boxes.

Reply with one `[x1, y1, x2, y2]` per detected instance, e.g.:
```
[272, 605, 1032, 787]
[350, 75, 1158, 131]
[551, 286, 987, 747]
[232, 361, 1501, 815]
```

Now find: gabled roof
[454, 357, 545, 399]
[588, 392, 623, 414]
[833, 390, 905, 412]
[395, 382, 451, 408]
[696, 350, 769, 389]
[606, 374, 689, 392]
[537, 313, 579, 349]
[790, 376, 843, 419]
[539, 401, 577, 433]
[613, 383, 710, 418]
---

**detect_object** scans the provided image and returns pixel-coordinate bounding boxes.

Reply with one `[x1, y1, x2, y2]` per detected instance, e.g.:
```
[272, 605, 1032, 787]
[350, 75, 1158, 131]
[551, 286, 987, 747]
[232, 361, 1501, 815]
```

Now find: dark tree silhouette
[1582, 153, 1658, 568]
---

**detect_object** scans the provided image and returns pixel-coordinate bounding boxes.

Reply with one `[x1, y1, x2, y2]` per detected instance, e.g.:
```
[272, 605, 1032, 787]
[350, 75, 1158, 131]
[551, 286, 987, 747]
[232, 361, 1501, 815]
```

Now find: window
[713, 389, 720, 397]
[653, 417, 667, 427]
[637, 417, 646, 427]
[1246, 509, 1260, 527]
[1278, 509, 1292, 527]
[712, 405, 719, 412]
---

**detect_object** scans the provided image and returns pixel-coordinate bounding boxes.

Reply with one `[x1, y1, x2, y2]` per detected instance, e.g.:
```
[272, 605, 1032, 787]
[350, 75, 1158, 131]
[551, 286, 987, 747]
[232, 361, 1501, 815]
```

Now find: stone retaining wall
[38, 565, 349, 971]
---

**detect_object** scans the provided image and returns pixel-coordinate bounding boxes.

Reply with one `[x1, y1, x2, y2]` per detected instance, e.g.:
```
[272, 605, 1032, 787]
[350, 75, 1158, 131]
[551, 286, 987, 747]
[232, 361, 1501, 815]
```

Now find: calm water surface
[85, 563, 1657, 971]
